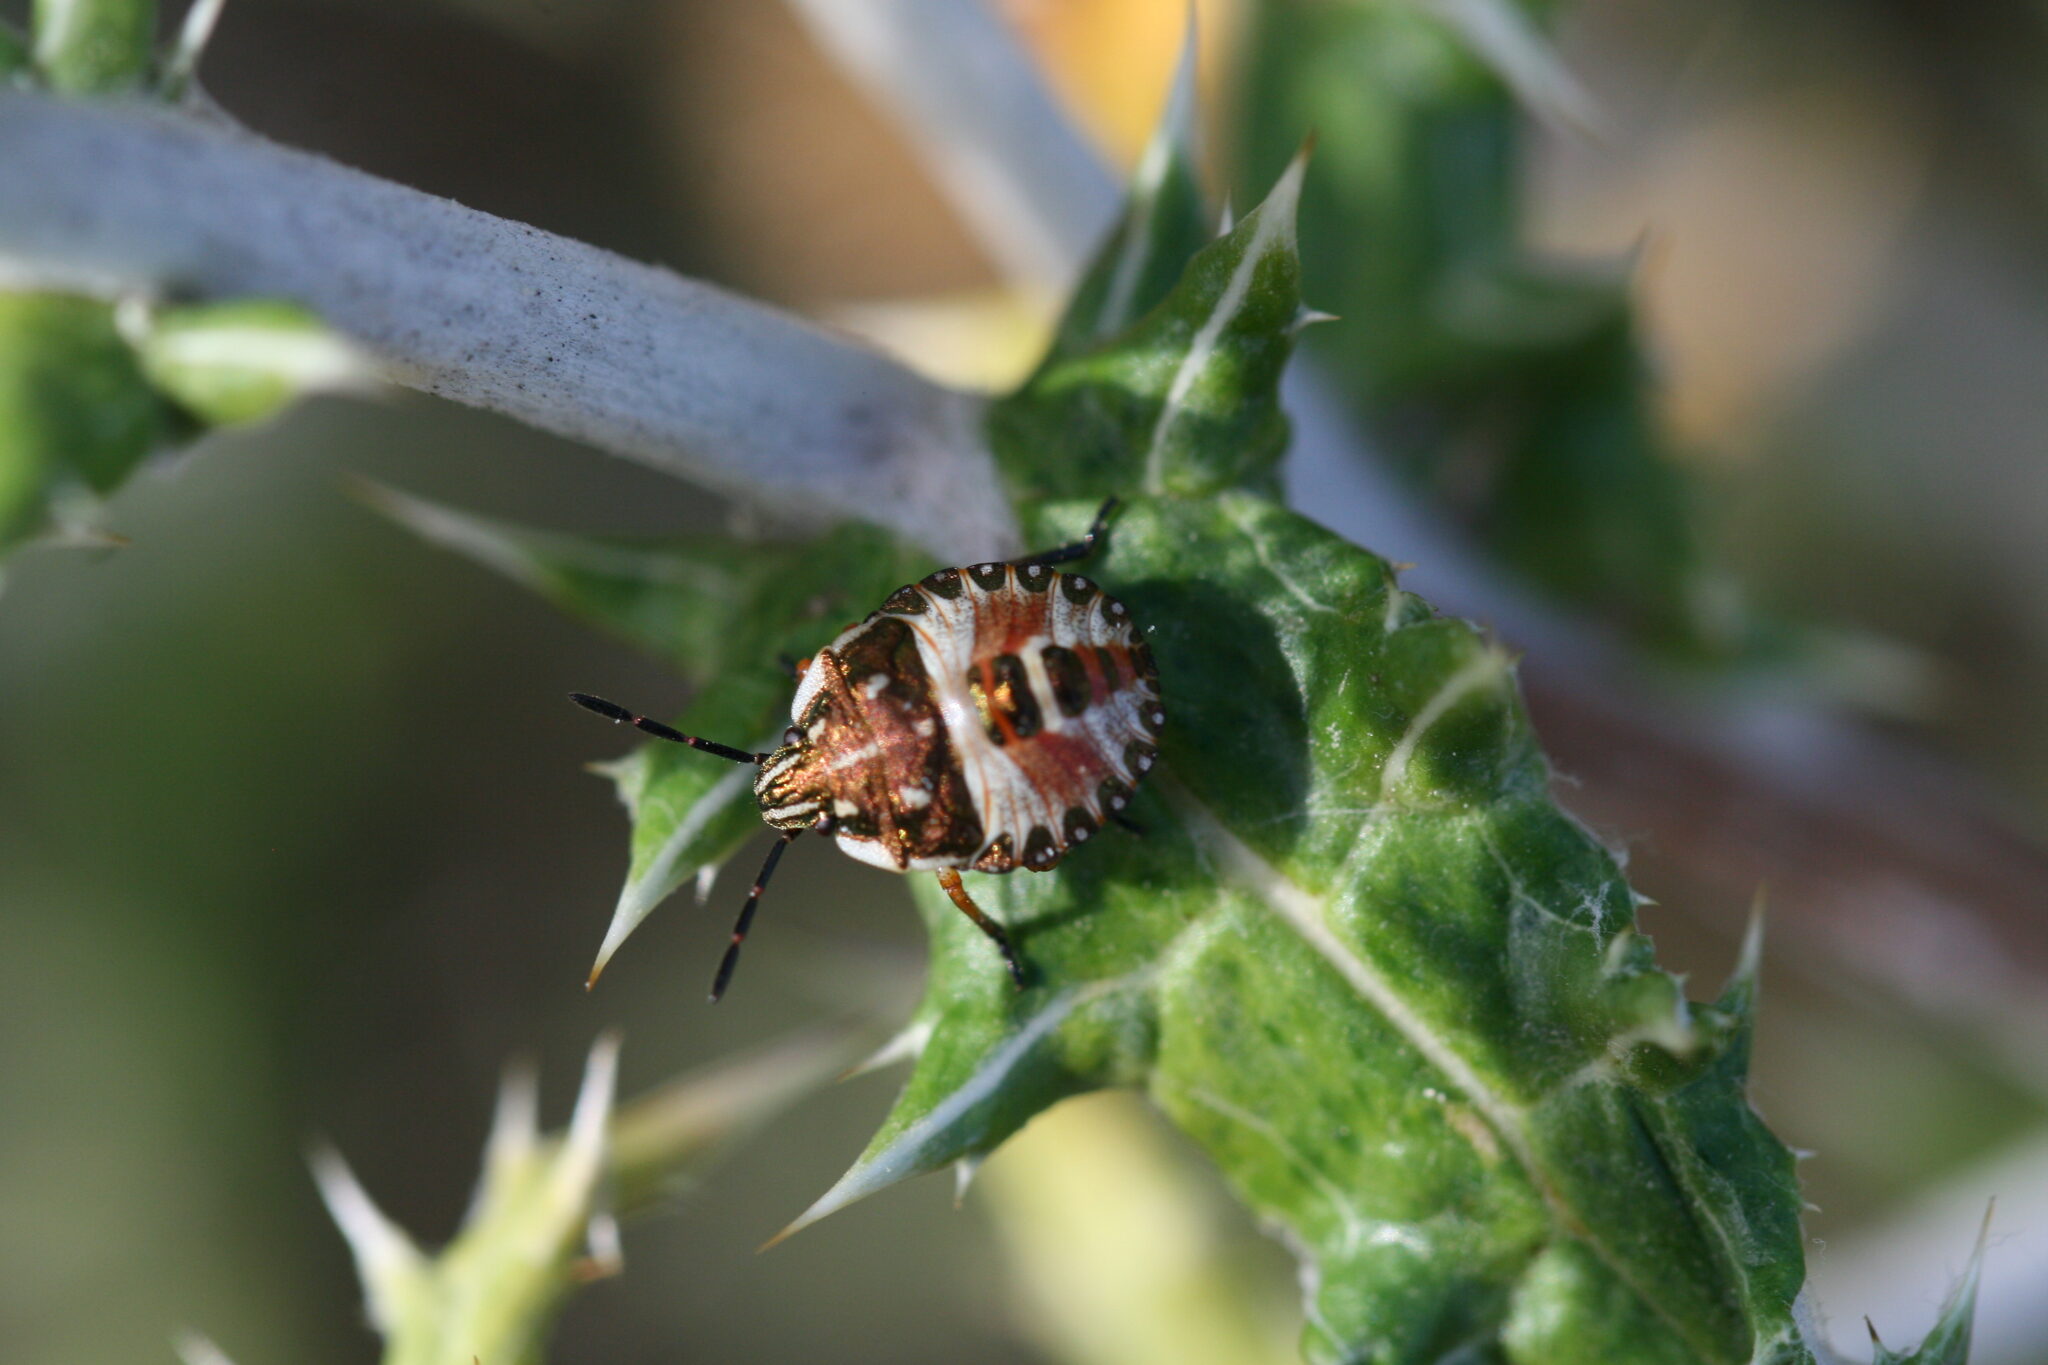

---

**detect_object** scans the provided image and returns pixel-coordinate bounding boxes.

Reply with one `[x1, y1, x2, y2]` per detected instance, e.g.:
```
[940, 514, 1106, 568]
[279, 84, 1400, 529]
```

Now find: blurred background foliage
[4, 0, 2048, 1362]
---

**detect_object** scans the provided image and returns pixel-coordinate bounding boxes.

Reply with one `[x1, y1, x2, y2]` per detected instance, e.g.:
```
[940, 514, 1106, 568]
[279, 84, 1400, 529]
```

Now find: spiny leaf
[1038, 22, 1210, 366]
[988, 155, 1305, 506]
[307, 1030, 854, 1365]
[782, 87, 1814, 1361]
[0, 20, 29, 75]
[1237, 0, 1733, 659]
[135, 298, 368, 426]
[795, 494, 1808, 1364]
[0, 291, 362, 564]
[370, 489, 933, 978]
[32, 0, 156, 94]
[0, 291, 186, 552]
[1867, 1208, 1989, 1365]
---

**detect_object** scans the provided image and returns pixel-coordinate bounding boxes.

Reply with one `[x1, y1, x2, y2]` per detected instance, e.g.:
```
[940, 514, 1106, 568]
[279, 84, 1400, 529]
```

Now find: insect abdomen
[893, 562, 1162, 873]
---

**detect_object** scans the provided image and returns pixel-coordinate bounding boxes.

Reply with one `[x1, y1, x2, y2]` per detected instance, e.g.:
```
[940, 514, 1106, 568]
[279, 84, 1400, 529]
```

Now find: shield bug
[573, 500, 1162, 1000]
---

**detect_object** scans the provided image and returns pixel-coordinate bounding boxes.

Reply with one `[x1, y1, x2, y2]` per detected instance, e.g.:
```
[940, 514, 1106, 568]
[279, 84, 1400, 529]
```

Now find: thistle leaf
[304, 1030, 854, 1365]
[133, 298, 369, 427]
[31, 0, 155, 94]
[1866, 1209, 1989, 1365]
[1237, 0, 1731, 657]
[988, 156, 1304, 505]
[0, 291, 362, 563]
[797, 492, 1808, 1363]
[0, 21, 29, 75]
[0, 291, 186, 552]
[783, 112, 1817, 1363]
[370, 489, 933, 977]
[1038, 25, 1210, 365]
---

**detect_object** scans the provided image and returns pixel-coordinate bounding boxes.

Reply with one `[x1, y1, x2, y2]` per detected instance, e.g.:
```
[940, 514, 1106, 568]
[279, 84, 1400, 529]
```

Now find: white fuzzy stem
[0, 91, 1015, 562]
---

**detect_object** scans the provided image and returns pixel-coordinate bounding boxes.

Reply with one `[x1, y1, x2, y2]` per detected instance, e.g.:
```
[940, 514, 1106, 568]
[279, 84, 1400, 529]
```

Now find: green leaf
[0, 291, 185, 551]
[134, 299, 367, 427]
[369, 488, 933, 979]
[313, 1030, 856, 1365]
[988, 155, 1306, 506]
[767, 92, 1815, 1363]
[0, 20, 30, 76]
[791, 494, 1809, 1365]
[0, 291, 363, 563]
[1037, 32, 1211, 367]
[1867, 1209, 1989, 1365]
[32, 0, 155, 94]
[1236, 0, 1735, 658]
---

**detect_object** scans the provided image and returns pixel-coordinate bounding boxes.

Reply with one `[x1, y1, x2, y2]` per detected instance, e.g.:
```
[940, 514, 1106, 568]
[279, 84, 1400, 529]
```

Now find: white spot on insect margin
[865, 672, 890, 699]
[899, 786, 932, 810]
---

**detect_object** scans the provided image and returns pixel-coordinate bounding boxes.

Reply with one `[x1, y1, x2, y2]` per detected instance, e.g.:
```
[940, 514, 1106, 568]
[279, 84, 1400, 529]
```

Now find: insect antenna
[710, 831, 800, 1002]
[569, 693, 765, 764]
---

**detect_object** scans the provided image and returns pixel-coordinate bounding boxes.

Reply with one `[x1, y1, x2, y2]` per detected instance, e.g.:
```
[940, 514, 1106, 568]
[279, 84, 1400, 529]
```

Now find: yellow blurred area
[1003, 0, 1245, 168]
[978, 1091, 1297, 1365]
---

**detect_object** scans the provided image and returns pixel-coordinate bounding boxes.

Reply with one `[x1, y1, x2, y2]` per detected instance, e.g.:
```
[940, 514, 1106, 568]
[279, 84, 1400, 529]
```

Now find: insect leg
[1013, 496, 1118, 568]
[570, 693, 764, 765]
[710, 831, 800, 1002]
[1108, 810, 1148, 837]
[936, 867, 1027, 990]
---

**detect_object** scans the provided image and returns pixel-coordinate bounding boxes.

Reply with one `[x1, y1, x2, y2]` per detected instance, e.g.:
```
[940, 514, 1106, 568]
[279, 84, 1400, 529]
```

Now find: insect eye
[814, 812, 838, 835]
[783, 726, 802, 746]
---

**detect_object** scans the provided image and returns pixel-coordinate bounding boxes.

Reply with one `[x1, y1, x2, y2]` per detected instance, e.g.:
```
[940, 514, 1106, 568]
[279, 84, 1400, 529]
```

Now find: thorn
[952, 1154, 985, 1206]
[1736, 892, 1766, 980]
[483, 1056, 541, 1185]
[840, 1019, 933, 1081]
[161, 0, 229, 98]
[555, 1032, 622, 1196]
[757, 1220, 803, 1254]
[1293, 308, 1341, 334]
[172, 1330, 238, 1365]
[308, 1142, 422, 1330]
[576, 1208, 625, 1281]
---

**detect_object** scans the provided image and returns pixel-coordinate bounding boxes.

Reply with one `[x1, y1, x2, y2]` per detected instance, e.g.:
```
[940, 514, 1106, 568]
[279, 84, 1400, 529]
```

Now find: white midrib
[1164, 784, 1735, 1363]
[1140, 199, 1290, 495]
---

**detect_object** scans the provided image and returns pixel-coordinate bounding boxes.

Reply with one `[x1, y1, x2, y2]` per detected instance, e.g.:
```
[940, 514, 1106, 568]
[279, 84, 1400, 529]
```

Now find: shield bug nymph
[573, 499, 1163, 1000]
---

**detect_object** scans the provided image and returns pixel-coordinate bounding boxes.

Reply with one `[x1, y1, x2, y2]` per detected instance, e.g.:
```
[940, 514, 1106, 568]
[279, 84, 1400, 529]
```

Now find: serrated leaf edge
[774, 978, 1124, 1244]
[1165, 781, 1766, 1363]
[1140, 149, 1305, 495]
[592, 758, 761, 983]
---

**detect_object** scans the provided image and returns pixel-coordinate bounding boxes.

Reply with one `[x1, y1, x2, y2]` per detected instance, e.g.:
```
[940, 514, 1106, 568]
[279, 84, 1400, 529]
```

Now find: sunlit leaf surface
[382, 68, 1985, 1365]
